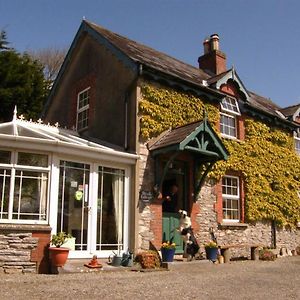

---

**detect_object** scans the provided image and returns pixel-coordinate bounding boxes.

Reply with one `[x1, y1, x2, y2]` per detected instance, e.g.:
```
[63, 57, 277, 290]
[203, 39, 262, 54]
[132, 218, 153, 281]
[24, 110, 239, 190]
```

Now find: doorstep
[51, 257, 210, 274]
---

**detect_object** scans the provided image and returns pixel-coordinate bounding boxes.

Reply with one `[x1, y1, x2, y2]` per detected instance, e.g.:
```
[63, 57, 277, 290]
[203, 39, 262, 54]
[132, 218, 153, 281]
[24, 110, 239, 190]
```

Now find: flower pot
[49, 247, 70, 267]
[161, 248, 175, 262]
[205, 247, 218, 261]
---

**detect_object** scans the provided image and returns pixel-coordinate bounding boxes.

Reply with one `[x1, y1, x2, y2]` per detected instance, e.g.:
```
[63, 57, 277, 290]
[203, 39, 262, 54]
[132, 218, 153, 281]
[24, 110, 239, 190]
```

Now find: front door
[162, 160, 188, 254]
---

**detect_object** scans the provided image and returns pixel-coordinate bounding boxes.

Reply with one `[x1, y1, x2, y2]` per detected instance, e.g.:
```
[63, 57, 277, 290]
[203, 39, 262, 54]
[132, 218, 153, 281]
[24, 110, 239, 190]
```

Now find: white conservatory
[0, 111, 137, 259]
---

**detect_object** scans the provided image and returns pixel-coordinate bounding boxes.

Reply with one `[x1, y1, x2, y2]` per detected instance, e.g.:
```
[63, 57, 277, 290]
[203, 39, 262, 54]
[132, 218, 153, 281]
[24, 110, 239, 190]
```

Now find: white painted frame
[222, 175, 240, 223]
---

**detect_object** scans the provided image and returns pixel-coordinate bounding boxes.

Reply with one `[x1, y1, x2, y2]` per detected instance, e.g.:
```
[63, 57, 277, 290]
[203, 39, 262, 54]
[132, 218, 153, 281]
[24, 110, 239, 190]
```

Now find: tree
[0, 48, 48, 122]
[0, 30, 10, 50]
[28, 47, 67, 87]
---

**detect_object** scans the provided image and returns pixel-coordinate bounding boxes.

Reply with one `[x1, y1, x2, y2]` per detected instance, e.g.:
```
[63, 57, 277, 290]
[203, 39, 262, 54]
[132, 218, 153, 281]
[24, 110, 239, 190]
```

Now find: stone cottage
[1, 20, 299, 272]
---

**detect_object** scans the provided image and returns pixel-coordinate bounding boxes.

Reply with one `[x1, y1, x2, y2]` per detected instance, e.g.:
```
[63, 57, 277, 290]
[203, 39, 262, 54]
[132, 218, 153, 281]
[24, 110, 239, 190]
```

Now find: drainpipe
[271, 220, 277, 249]
[124, 63, 143, 150]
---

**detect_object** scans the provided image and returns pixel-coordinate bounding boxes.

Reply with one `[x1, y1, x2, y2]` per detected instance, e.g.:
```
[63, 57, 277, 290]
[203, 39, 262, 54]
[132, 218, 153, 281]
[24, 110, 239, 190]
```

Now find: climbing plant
[139, 82, 300, 227]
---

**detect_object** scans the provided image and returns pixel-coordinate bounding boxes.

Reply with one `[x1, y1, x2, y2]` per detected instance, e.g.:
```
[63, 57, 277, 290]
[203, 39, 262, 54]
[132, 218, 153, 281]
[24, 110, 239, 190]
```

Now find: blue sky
[1, 0, 300, 108]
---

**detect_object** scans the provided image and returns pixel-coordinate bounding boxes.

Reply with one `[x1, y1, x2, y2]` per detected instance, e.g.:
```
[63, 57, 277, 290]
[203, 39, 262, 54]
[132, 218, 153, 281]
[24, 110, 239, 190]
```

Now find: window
[295, 137, 300, 155]
[77, 88, 90, 131]
[220, 97, 240, 139]
[220, 113, 237, 138]
[220, 97, 240, 115]
[222, 176, 240, 222]
[0, 150, 49, 223]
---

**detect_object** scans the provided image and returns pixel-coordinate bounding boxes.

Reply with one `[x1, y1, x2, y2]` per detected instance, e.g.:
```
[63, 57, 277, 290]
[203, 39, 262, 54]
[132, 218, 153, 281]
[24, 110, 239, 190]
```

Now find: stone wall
[0, 233, 38, 274]
[136, 141, 300, 256]
[196, 180, 300, 257]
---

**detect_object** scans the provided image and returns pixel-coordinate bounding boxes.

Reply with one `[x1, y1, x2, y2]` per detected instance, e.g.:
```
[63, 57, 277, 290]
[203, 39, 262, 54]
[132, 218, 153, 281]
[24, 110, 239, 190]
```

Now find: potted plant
[161, 241, 176, 262]
[49, 232, 73, 267]
[205, 241, 218, 262]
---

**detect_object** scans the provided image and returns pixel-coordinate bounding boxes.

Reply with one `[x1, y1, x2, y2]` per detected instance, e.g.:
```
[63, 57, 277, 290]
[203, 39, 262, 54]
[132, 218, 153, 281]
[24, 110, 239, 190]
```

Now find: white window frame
[220, 97, 240, 139]
[0, 150, 50, 224]
[222, 175, 240, 223]
[220, 112, 237, 139]
[220, 97, 241, 116]
[294, 136, 300, 155]
[76, 87, 90, 131]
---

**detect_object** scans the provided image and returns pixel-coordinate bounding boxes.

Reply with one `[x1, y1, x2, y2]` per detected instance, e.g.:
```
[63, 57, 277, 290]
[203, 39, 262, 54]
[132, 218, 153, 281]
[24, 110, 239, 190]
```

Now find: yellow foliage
[139, 83, 300, 227]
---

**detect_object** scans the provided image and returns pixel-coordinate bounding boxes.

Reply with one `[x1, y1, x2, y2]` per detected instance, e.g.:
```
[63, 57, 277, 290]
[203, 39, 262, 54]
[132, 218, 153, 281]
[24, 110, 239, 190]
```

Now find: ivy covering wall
[139, 83, 300, 227]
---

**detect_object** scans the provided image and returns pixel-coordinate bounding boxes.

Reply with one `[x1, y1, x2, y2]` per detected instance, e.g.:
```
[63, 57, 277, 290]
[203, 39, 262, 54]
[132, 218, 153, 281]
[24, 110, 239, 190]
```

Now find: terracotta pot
[49, 247, 70, 267]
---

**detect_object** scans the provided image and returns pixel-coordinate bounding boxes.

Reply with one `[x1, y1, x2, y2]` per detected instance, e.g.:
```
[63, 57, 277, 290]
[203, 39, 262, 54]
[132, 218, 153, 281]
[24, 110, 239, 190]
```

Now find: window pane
[18, 152, 48, 167]
[13, 170, 48, 220]
[222, 176, 240, 221]
[97, 166, 125, 251]
[0, 168, 10, 219]
[78, 89, 90, 109]
[221, 97, 240, 114]
[220, 114, 237, 138]
[0, 150, 11, 164]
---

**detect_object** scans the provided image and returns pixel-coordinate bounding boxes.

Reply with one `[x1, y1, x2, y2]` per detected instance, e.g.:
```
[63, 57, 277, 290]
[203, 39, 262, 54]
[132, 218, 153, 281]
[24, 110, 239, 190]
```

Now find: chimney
[198, 34, 227, 75]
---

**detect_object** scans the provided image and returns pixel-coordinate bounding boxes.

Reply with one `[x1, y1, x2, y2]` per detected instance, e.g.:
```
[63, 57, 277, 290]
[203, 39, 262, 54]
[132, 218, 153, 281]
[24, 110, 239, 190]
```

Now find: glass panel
[0, 150, 11, 164]
[0, 168, 10, 219]
[58, 161, 90, 251]
[97, 167, 124, 251]
[13, 170, 48, 220]
[78, 89, 90, 109]
[221, 97, 240, 114]
[18, 152, 48, 167]
[77, 109, 89, 130]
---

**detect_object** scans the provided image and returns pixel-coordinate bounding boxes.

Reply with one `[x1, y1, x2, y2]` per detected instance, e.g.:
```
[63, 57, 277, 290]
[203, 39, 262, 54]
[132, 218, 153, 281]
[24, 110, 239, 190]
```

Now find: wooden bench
[219, 244, 262, 263]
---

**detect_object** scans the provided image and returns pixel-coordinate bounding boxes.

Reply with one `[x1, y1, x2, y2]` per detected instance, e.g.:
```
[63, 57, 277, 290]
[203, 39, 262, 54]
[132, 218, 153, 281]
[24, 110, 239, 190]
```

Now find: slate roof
[279, 104, 300, 118]
[148, 121, 201, 151]
[86, 21, 212, 88]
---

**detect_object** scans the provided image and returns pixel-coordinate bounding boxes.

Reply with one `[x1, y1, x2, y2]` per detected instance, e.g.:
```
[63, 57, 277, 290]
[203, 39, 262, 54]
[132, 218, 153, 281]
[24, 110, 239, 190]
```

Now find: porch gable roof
[147, 119, 229, 161]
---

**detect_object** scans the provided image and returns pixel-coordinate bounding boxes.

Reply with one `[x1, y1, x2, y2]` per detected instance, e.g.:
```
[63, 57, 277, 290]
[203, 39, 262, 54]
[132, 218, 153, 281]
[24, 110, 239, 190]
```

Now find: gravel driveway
[0, 256, 299, 300]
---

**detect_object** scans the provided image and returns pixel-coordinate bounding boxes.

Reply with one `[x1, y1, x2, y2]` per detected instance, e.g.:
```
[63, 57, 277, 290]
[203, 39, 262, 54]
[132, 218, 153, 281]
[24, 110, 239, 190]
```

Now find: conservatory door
[96, 167, 125, 254]
[57, 161, 91, 254]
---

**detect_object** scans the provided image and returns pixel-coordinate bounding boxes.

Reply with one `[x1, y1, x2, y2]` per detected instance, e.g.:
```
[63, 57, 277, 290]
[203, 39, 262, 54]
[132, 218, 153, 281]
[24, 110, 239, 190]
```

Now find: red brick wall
[198, 50, 226, 75]
[31, 231, 51, 274]
[150, 200, 162, 249]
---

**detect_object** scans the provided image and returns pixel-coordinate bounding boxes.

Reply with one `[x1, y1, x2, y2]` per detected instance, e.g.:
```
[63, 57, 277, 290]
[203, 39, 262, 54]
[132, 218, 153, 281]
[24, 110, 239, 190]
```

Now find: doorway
[162, 160, 188, 254]
[56, 160, 128, 257]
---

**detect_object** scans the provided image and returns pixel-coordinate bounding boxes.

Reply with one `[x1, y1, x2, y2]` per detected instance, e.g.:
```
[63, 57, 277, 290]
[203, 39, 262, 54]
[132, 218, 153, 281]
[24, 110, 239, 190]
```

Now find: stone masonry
[0, 233, 38, 274]
[137, 141, 300, 256]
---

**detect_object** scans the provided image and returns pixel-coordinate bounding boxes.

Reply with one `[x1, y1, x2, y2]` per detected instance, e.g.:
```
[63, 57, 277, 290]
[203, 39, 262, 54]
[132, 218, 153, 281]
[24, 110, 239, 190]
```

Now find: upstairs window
[77, 87, 90, 131]
[222, 175, 240, 222]
[220, 97, 240, 139]
[220, 97, 240, 115]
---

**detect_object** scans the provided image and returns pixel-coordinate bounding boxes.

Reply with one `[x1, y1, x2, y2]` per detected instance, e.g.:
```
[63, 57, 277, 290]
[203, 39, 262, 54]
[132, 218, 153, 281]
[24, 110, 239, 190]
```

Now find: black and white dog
[178, 210, 200, 260]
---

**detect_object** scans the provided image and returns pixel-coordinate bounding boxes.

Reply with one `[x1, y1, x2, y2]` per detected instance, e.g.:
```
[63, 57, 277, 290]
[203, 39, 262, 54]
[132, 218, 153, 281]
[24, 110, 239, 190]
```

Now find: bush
[259, 248, 276, 261]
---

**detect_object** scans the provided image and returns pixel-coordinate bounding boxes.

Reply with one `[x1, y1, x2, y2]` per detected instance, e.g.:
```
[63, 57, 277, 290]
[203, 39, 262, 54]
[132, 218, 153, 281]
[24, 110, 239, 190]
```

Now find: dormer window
[220, 97, 240, 115]
[77, 87, 90, 131]
[220, 97, 240, 139]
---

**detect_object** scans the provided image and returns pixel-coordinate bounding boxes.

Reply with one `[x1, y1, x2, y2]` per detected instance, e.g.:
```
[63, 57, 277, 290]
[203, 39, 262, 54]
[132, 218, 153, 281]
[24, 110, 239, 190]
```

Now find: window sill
[218, 222, 248, 229]
[0, 223, 51, 232]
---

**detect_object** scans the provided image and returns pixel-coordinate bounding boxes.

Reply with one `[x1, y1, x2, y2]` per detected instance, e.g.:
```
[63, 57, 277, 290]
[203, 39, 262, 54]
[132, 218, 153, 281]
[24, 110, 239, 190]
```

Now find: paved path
[0, 256, 299, 299]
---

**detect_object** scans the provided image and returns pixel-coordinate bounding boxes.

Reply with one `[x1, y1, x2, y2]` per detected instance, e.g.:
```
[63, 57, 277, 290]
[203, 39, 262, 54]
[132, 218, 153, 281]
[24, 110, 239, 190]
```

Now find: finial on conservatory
[13, 106, 17, 121]
[18, 114, 25, 120]
[37, 119, 43, 124]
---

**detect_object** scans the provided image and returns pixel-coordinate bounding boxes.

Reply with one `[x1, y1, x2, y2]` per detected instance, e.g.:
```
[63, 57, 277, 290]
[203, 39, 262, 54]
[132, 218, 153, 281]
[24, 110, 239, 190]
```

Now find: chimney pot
[203, 37, 210, 54]
[210, 34, 219, 51]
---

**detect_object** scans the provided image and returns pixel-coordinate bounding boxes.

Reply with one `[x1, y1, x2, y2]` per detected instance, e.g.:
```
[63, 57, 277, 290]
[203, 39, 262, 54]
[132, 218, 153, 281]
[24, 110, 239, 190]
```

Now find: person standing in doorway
[162, 183, 179, 213]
